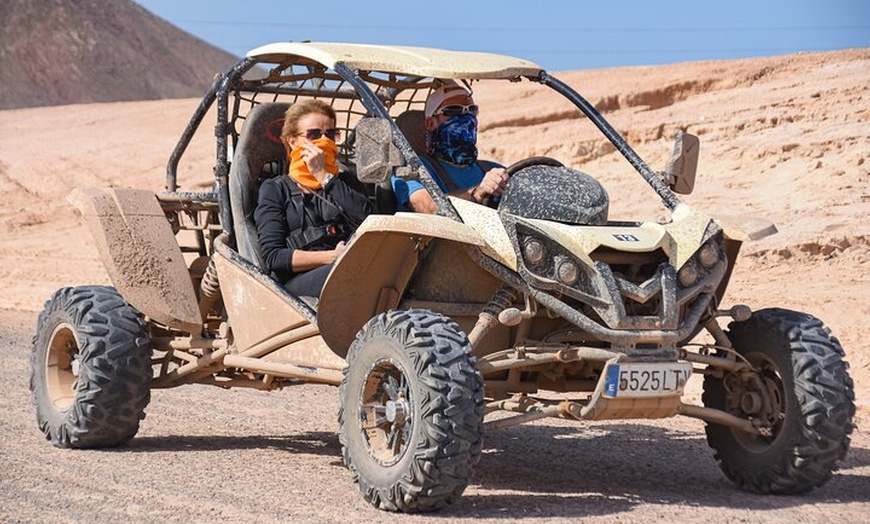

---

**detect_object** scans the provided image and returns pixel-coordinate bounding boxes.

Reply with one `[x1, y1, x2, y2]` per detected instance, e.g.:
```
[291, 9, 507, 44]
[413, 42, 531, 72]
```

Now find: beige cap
[424, 82, 473, 118]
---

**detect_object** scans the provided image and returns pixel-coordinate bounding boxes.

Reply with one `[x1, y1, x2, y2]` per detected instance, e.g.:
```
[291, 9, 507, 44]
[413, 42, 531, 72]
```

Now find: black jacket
[254, 174, 372, 284]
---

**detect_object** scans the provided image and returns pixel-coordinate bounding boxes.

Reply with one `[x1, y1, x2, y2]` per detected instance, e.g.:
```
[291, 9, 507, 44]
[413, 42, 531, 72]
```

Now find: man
[392, 82, 509, 213]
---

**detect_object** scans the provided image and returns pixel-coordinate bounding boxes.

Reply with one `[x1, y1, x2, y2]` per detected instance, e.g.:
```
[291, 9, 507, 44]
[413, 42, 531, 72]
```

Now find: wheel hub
[739, 391, 762, 414]
[359, 359, 413, 466]
[385, 398, 408, 424]
[46, 323, 79, 410]
[725, 356, 786, 447]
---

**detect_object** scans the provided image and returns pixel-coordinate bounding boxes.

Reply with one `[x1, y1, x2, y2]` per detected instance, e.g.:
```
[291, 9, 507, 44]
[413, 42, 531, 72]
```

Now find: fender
[712, 214, 777, 303]
[318, 212, 486, 357]
[67, 188, 202, 333]
[716, 214, 778, 242]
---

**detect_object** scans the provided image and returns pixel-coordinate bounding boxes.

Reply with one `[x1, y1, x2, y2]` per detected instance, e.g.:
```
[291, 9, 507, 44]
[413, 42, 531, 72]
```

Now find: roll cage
[162, 42, 684, 262]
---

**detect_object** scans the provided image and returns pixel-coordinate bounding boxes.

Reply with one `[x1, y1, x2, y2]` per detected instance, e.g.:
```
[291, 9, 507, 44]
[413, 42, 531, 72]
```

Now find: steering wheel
[481, 156, 564, 208]
[505, 156, 564, 177]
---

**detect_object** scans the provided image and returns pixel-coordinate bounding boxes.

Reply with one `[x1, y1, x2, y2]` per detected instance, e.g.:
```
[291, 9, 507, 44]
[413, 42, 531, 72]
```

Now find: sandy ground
[0, 49, 868, 521]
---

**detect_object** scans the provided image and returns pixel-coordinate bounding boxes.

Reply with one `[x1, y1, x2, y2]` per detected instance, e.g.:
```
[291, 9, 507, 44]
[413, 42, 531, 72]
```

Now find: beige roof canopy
[246, 42, 544, 79]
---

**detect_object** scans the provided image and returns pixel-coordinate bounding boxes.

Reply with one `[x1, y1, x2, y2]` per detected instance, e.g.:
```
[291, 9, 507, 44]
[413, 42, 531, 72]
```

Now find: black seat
[228, 102, 290, 268]
[395, 109, 427, 155]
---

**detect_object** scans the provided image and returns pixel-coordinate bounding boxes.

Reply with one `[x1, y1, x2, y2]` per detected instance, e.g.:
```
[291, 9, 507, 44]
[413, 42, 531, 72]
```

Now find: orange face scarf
[288, 137, 340, 190]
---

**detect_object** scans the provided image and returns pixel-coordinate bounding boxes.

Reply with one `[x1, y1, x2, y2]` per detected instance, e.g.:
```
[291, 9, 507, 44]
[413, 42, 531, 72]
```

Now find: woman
[254, 100, 372, 299]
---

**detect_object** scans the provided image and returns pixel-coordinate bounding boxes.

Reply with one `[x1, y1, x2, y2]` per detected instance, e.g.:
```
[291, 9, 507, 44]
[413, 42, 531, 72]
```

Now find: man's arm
[408, 166, 507, 213]
[408, 189, 438, 213]
[408, 167, 508, 214]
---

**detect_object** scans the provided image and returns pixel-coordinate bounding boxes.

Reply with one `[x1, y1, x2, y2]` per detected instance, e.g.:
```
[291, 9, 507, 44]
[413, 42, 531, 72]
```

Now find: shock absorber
[467, 286, 517, 349]
[198, 257, 221, 320]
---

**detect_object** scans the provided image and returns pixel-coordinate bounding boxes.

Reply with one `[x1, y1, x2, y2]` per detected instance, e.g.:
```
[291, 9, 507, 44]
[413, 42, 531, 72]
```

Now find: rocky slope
[0, 0, 239, 109]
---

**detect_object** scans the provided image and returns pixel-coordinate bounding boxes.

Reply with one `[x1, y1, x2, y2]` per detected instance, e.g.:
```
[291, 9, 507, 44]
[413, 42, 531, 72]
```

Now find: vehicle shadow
[107, 419, 868, 519]
[121, 431, 341, 457]
[442, 422, 870, 519]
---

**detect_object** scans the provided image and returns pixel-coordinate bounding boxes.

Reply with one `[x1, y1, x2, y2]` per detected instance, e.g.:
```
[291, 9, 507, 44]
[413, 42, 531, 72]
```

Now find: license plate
[603, 362, 692, 398]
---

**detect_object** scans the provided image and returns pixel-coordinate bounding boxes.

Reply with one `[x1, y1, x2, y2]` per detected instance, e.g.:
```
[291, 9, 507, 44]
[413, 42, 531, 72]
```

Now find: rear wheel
[30, 286, 152, 448]
[339, 309, 484, 512]
[702, 308, 854, 493]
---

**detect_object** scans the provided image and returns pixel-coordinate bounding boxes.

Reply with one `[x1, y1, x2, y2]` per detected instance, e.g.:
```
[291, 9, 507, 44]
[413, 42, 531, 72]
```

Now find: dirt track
[2, 308, 868, 523]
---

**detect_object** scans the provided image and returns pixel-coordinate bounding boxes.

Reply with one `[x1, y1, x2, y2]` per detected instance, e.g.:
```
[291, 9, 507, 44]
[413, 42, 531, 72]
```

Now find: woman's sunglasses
[436, 104, 480, 117]
[298, 128, 341, 141]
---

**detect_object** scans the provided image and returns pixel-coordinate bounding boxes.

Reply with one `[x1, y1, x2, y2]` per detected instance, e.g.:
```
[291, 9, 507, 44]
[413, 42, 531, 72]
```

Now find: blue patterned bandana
[427, 113, 479, 165]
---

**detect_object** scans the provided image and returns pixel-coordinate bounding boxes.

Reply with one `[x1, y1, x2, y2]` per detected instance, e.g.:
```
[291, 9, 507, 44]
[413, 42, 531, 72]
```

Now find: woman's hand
[298, 138, 329, 182]
[328, 241, 347, 263]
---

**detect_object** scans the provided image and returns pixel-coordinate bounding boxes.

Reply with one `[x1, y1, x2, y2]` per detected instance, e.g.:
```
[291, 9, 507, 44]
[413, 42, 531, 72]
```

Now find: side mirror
[661, 132, 699, 195]
[354, 117, 404, 183]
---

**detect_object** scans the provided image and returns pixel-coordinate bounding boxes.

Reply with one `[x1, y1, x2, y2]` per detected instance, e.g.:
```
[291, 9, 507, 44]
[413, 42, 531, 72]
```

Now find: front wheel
[30, 286, 152, 448]
[339, 309, 484, 512]
[702, 308, 855, 493]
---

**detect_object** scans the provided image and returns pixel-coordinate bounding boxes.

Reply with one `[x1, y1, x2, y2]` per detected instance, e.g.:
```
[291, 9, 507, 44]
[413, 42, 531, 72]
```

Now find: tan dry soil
[0, 49, 868, 522]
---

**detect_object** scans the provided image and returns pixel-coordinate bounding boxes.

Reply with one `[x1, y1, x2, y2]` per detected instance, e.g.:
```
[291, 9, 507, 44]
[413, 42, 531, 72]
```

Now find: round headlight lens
[523, 238, 545, 265]
[698, 241, 719, 268]
[556, 258, 579, 285]
[678, 262, 698, 287]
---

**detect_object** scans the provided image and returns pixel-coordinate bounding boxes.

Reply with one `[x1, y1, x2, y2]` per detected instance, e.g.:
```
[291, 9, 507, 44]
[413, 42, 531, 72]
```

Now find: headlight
[556, 258, 579, 285]
[523, 237, 546, 265]
[678, 262, 698, 287]
[698, 241, 719, 268]
[516, 226, 588, 295]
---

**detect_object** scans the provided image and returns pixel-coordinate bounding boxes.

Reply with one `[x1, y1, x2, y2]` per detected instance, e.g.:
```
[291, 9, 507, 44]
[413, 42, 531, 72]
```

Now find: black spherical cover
[498, 165, 609, 225]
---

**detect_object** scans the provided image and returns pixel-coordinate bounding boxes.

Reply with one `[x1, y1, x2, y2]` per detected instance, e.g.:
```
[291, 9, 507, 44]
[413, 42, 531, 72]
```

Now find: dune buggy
[30, 42, 855, 512]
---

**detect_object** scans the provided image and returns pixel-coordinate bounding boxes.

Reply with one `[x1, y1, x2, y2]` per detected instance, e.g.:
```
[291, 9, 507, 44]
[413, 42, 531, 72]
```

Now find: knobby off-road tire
[339, 309, 485, 512]
[702, 308, 855, 494]
[30, 286, 152, 448]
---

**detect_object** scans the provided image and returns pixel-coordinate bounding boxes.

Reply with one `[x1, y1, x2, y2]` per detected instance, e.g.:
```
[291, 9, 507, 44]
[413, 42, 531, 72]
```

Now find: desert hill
[0, 0, 239, 109]
[0, 49, 868, 409]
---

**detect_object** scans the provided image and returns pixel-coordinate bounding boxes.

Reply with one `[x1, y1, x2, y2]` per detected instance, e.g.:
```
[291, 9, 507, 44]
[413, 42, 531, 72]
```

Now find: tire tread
[339, 309, 484, 512]
[30, 286, 152, 448]
[702, 308, 854, 494]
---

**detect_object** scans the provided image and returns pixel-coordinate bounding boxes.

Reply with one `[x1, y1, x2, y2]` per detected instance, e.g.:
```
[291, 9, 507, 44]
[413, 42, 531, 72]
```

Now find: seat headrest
[236, 103, 290, 177]
[395, 109, 427, 154]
